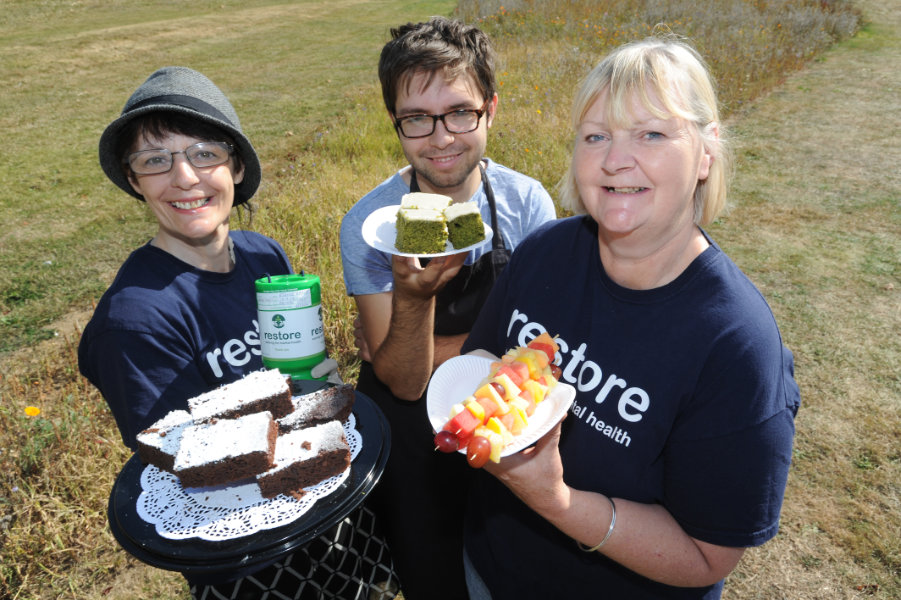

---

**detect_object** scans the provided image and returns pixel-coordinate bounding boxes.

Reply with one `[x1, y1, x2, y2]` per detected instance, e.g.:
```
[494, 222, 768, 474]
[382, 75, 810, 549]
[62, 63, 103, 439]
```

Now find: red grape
[466, 436, 492, 468]
[550, 364, 563, 380]
[490, 382, 505, 397]
[434, 430, 459, 453]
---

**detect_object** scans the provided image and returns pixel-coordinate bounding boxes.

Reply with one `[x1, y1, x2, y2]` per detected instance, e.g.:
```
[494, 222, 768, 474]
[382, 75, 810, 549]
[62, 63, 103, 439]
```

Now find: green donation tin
[255, 273, 327, 380]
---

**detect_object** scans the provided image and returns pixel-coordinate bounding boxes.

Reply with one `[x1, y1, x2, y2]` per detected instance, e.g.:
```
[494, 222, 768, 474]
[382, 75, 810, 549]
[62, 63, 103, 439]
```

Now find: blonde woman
[460, 37, 799, 599]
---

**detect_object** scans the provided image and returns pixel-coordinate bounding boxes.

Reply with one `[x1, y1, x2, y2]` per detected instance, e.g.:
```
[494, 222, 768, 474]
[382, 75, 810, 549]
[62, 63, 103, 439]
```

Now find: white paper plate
[362, 205, 493, 258]
[427, 355, 575, 458]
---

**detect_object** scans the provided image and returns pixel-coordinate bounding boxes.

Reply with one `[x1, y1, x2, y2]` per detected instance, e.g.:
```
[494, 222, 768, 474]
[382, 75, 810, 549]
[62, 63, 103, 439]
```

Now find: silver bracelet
[577, 495, 616, 552]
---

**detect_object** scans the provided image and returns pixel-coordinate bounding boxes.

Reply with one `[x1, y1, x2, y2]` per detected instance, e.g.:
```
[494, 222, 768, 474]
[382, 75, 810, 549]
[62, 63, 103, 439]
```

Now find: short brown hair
[378, 16, 497, 114]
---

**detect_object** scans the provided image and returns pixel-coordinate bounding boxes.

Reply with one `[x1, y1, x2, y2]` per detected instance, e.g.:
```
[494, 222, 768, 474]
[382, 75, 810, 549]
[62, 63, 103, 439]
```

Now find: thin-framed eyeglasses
[394, 99, 491, 139]
[127, 141, 234, 175]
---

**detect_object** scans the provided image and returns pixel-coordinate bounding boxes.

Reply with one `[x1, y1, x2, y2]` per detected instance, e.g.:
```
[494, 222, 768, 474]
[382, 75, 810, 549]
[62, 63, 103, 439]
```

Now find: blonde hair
[558, 36, 731, 225]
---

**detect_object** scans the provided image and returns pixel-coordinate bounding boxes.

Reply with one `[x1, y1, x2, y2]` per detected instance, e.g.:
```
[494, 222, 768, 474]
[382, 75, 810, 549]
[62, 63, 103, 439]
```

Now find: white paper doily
[136, 414, 362, 541]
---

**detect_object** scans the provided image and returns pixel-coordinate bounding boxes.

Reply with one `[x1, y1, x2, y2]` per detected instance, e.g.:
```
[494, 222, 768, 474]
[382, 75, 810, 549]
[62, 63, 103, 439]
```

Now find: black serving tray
[107, 391, 389, 576]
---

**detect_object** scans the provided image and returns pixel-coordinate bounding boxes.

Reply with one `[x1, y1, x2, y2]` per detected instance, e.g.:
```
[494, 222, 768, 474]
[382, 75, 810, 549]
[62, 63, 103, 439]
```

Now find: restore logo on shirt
[203, 319, 262, 378]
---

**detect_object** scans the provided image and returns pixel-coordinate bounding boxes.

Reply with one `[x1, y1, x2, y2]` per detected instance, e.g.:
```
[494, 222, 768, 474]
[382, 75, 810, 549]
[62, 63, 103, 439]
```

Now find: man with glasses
[339, 17, 556, 600]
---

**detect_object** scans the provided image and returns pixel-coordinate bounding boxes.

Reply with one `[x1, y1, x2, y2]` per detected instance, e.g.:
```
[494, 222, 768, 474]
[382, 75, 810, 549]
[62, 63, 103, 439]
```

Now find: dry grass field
[1, 0, 898, 598]
[708, 1, 900, 597]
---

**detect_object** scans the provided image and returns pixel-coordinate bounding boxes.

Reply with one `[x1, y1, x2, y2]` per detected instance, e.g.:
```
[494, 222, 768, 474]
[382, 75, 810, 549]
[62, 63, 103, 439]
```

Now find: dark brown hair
[378, 16, 497, 114]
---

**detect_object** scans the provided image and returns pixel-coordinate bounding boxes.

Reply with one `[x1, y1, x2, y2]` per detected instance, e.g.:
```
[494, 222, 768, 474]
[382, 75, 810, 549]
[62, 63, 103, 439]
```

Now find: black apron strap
[478, 162, 510, 277]
[410, 161, 511, 335]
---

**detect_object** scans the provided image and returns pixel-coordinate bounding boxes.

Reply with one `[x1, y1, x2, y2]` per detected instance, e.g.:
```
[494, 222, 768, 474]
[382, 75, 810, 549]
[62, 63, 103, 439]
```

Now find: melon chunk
[474, 383, 510, 415]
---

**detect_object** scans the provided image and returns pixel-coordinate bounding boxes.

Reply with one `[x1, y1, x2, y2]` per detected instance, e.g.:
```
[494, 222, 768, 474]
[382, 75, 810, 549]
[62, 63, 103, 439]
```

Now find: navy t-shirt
[461, 216, 800, 599]
[78, 230, 292, 449]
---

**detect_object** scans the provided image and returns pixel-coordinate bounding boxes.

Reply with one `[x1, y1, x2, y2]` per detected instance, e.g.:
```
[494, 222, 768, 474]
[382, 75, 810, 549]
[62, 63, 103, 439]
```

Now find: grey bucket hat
[98, 66, 261, 206]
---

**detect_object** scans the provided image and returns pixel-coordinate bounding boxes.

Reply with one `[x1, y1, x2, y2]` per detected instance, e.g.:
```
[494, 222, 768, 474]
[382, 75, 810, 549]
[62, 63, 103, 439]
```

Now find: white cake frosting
[174, 411, 275, 471]
[444, 201, 481, 220]
[401, 192, 451, 211]
[397, 207, 446, 223]
[188, 368, 289, 422]
[260, 420, 348, 476]
[137, 409, 192, 457]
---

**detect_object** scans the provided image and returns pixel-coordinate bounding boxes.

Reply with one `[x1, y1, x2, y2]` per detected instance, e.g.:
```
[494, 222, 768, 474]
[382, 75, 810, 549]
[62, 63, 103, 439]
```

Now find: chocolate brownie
[173, 412, 277, 488]
[278, 384, 356, 433]
[188, 368, 292, 422]
[136, 409, 193, 472]
[256, 420, 350, 499]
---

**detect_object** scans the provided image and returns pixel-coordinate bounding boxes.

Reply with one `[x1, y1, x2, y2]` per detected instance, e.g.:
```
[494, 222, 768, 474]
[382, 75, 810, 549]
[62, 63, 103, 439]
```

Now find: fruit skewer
[434, 333, 562, 468]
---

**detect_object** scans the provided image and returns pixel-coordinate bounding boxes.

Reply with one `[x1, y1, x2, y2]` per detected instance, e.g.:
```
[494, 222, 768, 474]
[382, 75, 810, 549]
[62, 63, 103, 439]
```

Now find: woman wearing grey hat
[79, 67, 397, 599]
[82, 64, 281, 464]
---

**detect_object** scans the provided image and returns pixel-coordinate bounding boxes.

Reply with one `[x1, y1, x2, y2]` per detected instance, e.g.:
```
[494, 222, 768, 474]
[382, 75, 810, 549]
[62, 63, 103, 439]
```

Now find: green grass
[0, 0, 454, 352]
[3, 0, 899, 598]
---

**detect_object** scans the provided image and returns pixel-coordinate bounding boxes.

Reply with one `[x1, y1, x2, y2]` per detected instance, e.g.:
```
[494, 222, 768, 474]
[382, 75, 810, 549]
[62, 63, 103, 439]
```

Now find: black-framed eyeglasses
[393, 99, 491, 139]
[127, 141, 234, 175]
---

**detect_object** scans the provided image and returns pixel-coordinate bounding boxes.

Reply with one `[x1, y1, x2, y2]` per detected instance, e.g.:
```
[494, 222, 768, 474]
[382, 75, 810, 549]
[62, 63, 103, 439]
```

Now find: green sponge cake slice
[445, 202, 486, 249]
[395, 207, 448, 254]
